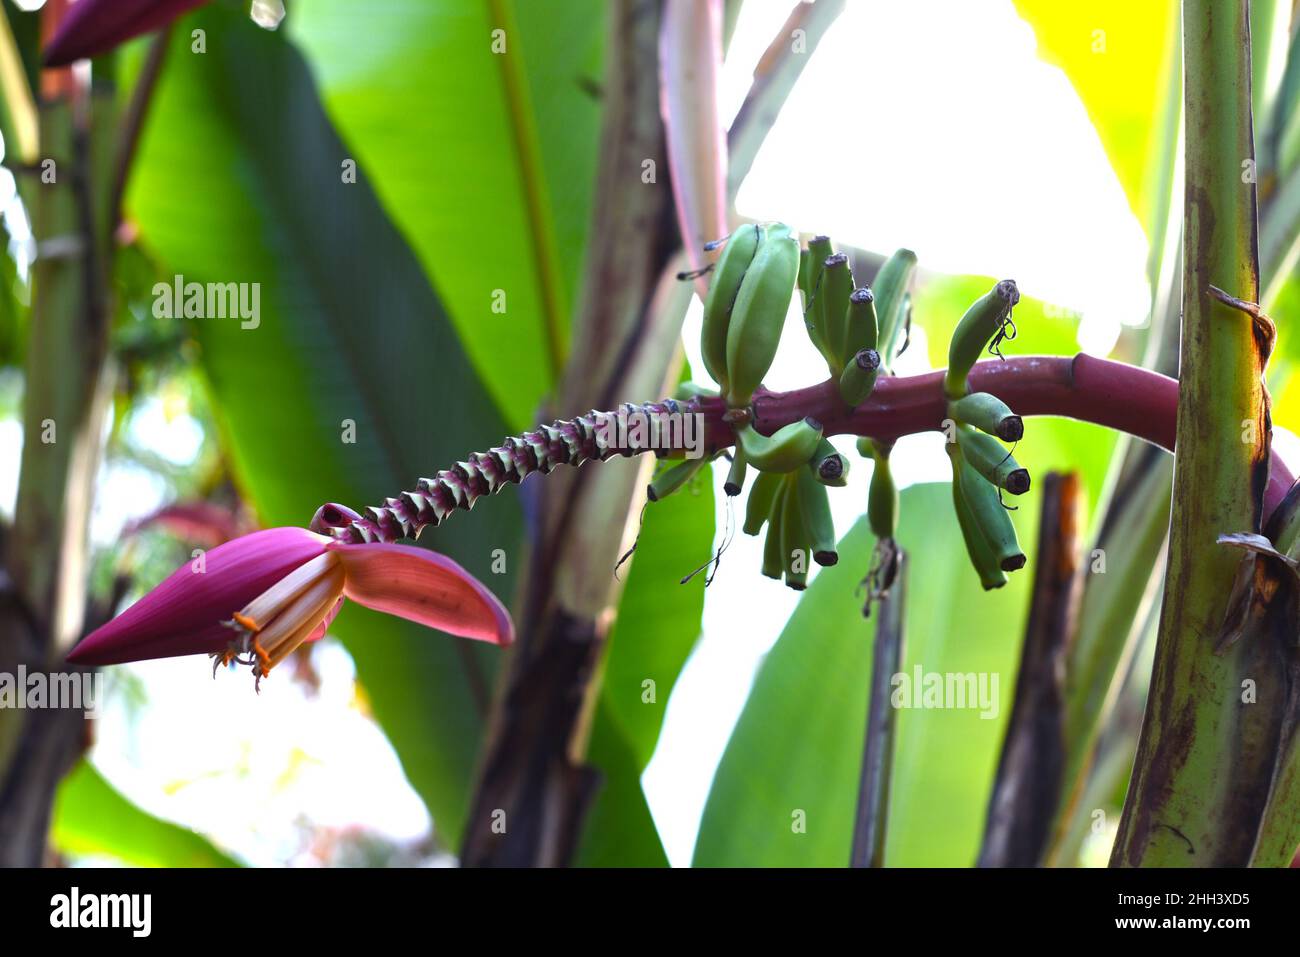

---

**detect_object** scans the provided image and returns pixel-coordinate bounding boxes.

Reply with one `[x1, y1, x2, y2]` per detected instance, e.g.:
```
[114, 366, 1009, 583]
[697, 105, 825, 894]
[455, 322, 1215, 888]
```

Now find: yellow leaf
[1012, 0, 1178, 226]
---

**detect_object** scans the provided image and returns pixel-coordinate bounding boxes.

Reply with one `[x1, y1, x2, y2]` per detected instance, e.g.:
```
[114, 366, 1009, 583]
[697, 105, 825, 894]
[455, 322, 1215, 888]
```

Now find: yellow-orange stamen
[251, 634, 272, 673]
[217, 551, 345, 688]
[234, 552, 338, 632]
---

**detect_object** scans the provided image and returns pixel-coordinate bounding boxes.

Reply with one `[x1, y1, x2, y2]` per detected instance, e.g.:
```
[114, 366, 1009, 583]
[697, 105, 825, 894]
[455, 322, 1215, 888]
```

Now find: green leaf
[52, 760, 239, 867]
[287, 0, 606, 430]
[576, 698, 671, 867]
[126, 7, 522, 846]
[600, 476, 713, 767]
[576, 468, 714, 865]
[0, 223, 23, 368]
[694, 483, 1037, 867]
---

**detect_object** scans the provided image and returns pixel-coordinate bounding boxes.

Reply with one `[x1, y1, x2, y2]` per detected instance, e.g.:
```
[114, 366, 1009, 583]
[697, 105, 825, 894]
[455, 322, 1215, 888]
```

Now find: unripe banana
[700, 224, 762, 393]
[647, 456, 706, 502]
[956, 424, 1030, 495]
[804, 235, 834, 356]
[675, 380, 720, 401]
[949, 450, 1009, 591]
[798, 246, 812, 304]
[948, 391, 1023, 442]
[949, 443, 1025, 573]
[736, 417, 824, 473]
[779, 476, 809, 589]
[838, 347, 881, 407]
[810, 437, 850, 487]
[944, 279, 1020, 399]
[873, 248, 918, 368]
[867, 440, 898, 541]
[761, 480, 789, 579]
[724, 223, 800, 407]
[844, 286, 879, 360]
[821, 252, 854, 369]
[744, 470, 783, 536]
[797, 465, 838, 566]
[724, 446, 748, 497]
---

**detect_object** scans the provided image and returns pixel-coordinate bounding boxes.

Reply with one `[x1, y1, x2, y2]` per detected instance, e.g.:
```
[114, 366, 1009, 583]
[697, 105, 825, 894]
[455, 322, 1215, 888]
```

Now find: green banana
[761, 480, 789, 579]
[949, 449, 1009, 590]
[804, 235, 834, 356]
[810, 437, 850, 486]
[744, 470, 783, 536]
[844, 286, 879, 360]
[779, 476, 809, 589]
[873, 248, 917, 368]
[956, 424, 1030, 495]
[725, 223, 800, 407]
[950, 443, 1025, 573]
[944, 278, 1020, 399]
[700, 224, 762, 393]
[646, 456, 706, 502]
[839, 347, 881, 407]
[675, 380, 720, 401]
[724, 446, 748, 497]
[798, 465, 838, 566]
[797, 246, 812, 308]
[735, 417, 824, 473]
[821, 252, 854, 369]
[867, 440, 898, 541]
[948, 391, 1023, 442]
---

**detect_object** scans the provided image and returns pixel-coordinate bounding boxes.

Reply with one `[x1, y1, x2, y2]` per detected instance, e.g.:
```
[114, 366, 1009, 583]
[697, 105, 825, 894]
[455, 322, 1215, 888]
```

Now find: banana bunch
[701, 222, 800, 409]
[796, 239, 917, 410]
[662, 234, 1034, 598]
[742, 459, 840, 589]
[941, 278, 1028, 588]
[816, 247, 915, 602]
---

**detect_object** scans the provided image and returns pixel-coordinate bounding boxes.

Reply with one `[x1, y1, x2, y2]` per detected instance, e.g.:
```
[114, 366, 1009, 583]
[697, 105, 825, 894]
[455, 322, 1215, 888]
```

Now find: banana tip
[1005, 470, 1031, 495]
[1000, 553, 1027, 572]
[997, 416, 1025, 442]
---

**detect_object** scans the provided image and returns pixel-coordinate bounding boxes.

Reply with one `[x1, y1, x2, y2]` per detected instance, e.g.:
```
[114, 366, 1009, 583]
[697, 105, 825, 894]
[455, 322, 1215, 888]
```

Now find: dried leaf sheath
[316, 400, 702, 544]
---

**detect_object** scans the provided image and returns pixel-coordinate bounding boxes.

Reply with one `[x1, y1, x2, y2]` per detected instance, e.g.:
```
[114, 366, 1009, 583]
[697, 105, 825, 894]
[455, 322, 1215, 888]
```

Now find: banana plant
[8, 0, 1300, 872]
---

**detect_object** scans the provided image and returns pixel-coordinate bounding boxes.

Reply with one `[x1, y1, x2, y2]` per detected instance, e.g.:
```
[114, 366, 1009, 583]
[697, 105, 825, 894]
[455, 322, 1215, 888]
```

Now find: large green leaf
[577, 467, 714, 865]
[599, 475, 713, 768]
[694, 484, 1037, 866]
[52, 760, 239, 867]
[126, 7, 522, 846]
[288, 0, 605, 430]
